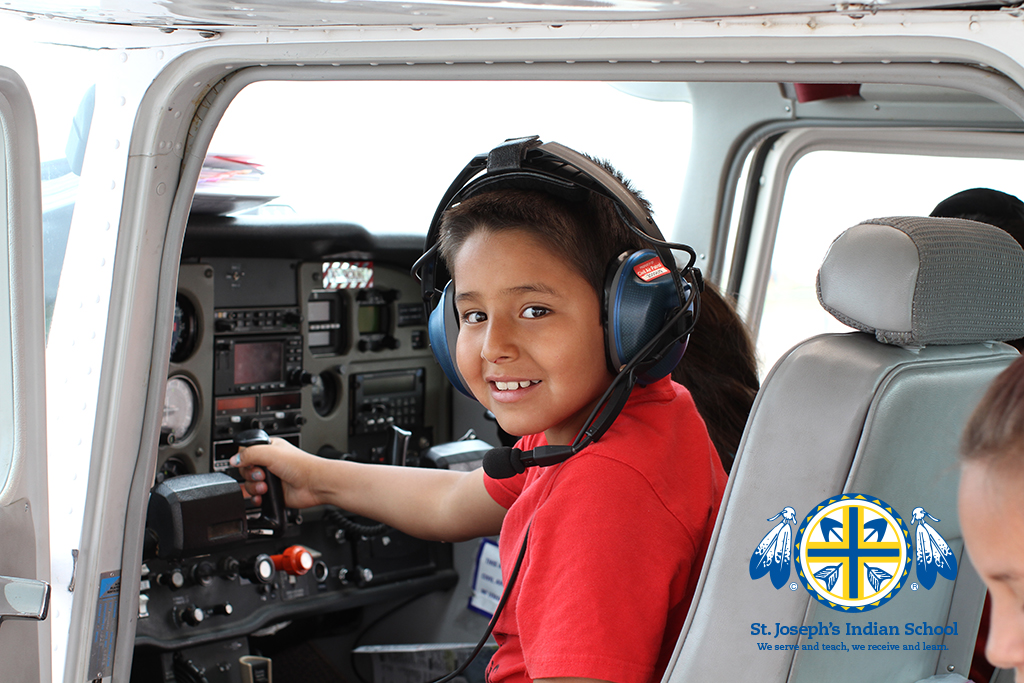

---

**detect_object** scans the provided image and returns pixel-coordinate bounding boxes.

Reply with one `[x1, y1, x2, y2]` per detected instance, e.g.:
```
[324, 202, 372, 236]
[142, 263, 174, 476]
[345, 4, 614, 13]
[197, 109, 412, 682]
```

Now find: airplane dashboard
[133, 215, 471, 682]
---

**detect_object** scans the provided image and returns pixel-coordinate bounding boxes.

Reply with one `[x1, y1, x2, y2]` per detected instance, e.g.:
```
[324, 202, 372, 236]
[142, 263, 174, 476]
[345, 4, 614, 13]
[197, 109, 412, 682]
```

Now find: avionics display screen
[234, 341, 283, 385]
[362, 373, 417, 396]
[358, 305, 383, 334]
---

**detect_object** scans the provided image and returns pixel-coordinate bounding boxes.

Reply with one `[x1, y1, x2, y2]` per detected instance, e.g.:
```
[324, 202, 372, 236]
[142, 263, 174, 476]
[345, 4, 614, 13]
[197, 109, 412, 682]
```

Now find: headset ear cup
[428, 281, 475, 399]
[605, 249, 689, 384]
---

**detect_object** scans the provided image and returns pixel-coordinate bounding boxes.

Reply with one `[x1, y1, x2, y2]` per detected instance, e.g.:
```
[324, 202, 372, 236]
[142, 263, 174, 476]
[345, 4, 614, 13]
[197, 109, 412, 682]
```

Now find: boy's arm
[233, 437, 506, 542]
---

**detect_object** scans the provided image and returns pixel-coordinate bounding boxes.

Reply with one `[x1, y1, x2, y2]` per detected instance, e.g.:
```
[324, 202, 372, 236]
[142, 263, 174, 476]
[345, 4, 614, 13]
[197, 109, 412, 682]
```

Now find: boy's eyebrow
[455, 283, 560, 302]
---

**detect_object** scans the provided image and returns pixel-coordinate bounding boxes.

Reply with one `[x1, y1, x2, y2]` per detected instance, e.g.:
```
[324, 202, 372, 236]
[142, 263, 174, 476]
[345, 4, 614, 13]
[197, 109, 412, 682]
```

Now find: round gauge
[162, 376, 198, 444]
[311, 371, 339, 417]
[170, 294, 198, 363]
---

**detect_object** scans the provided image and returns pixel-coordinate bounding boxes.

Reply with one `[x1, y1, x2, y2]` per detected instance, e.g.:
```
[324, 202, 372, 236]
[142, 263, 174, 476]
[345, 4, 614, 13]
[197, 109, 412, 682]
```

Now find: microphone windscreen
[483, 447, 525, 480]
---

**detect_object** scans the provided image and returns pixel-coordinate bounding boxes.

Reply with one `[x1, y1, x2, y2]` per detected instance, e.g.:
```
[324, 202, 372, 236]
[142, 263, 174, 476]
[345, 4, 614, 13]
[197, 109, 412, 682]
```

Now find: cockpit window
[759, 149, 1024, 373]
[0, 106, 13, 490]
[9, 44, 97, 340]
[206, 81, 692, 235]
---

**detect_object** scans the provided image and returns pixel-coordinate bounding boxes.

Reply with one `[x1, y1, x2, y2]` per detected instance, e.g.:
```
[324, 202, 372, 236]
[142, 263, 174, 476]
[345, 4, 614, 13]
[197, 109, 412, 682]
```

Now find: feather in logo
[749, 507, 797, 590]
[749, 495, 958, 612]
[911, 507, 958, 590]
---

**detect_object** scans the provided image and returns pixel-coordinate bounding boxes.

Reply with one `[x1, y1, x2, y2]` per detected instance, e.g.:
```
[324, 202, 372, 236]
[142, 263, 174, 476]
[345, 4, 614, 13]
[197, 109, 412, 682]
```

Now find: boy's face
[959, 459, 1024, 676]
[451, 228, 615, 446]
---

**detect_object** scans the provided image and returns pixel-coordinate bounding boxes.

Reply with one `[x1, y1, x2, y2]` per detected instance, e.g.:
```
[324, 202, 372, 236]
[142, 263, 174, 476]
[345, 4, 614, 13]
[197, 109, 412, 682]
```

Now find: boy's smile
[451, 228, 615, 446]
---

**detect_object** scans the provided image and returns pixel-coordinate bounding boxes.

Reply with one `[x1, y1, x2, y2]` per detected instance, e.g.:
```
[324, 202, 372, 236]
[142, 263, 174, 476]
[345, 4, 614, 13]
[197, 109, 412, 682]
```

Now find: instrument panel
[136, 220, 461, 683]
[160, 254, 447, 478]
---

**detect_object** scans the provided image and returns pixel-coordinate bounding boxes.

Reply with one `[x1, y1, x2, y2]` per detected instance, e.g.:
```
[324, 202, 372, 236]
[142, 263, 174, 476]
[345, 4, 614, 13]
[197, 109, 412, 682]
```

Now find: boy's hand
[230, 437, 323, 509]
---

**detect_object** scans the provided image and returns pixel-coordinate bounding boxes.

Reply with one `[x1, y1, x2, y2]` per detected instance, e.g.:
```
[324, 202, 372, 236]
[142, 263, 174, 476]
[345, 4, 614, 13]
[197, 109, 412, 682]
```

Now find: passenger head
[671, 283, 759, 473]
[931, 188, 1024, 352]
[959, 356, 1024, 676]
[931, 188, 1024, 249]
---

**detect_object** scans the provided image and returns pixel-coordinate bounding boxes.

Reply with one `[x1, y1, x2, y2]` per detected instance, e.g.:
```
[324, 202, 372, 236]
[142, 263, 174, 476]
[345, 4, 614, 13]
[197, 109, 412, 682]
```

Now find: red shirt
[483, 378, 726, 683]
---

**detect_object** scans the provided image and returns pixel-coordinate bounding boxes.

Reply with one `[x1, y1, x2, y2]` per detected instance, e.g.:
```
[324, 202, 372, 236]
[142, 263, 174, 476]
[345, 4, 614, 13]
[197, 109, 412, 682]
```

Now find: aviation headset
[414, 136, 702, 479]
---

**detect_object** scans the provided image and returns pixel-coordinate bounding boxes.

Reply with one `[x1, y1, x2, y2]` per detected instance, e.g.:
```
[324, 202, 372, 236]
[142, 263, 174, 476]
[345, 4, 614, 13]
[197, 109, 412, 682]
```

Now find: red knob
[271, 545, 313, 576]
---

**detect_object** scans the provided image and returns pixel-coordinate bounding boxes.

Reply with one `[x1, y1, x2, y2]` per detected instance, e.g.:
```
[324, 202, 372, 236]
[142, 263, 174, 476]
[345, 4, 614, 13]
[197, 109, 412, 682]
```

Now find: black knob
[191, 561, 215, 587]
[158, 568, 185, 589]
[219, 557, 240, 580]
[283, 311, 301, 325]
[180, 605, 205, 627]
[209, 603, 234, 616]
[289, 369, 314, 386]
[293, 415, 307, 427]
[241, 553, 276, 584]
[214, 319, 236, 332]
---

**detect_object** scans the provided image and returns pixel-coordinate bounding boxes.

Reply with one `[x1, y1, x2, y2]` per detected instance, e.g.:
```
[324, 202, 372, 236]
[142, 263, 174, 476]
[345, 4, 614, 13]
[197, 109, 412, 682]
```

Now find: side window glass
[206, 81, 692, 236]
[0, 106, 15, 491]
[758, 150, 1024, 374]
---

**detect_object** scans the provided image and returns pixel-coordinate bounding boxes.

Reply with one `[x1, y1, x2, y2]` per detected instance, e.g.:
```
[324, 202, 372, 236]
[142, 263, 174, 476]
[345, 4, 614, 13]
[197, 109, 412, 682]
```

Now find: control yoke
[235, 428, 287, 535]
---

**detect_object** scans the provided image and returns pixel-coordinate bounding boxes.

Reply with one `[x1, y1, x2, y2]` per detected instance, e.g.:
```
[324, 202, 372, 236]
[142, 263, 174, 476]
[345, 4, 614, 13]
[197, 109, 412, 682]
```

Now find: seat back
[666, 216, 1024, 682]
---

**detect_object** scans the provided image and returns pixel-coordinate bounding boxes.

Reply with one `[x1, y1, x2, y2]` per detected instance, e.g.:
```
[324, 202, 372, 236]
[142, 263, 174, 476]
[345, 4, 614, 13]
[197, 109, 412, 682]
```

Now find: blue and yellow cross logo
[795, 494, 912, 612]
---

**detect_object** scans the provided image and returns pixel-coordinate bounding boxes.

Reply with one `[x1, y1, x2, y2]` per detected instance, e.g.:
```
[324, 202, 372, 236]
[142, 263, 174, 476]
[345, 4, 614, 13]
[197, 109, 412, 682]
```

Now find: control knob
[241, 553, 276, 584]
[180, 604, 205, 627]
[271, 545, 314, 576]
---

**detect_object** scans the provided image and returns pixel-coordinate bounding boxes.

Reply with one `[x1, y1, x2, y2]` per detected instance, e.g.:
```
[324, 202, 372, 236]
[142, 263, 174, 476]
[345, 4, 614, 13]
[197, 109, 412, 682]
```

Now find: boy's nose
[986, 597, 1024, 672]
[481, 316, 518, 363]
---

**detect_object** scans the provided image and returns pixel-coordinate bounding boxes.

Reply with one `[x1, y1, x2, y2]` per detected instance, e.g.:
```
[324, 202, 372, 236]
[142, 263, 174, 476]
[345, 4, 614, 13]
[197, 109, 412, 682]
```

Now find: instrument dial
[162, 376, 198, 444]
[170, 294, 198, 363]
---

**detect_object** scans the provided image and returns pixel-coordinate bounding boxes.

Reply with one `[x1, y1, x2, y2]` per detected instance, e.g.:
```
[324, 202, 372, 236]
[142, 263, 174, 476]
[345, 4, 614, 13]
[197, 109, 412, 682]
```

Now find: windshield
[206, 81, 693, 236]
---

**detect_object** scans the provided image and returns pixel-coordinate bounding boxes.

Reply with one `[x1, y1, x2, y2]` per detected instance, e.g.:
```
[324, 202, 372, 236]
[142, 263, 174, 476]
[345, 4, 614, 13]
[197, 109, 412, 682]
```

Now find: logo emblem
[749, 495, 957, 613]
[793, 494, 911, 612]
[911, 507, 958, 590]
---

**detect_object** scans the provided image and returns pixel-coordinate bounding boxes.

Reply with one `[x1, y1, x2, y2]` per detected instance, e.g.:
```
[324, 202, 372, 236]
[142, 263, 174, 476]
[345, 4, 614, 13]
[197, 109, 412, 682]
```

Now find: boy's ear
[604, 248, 691, 385]
[427, 280, 475, 399]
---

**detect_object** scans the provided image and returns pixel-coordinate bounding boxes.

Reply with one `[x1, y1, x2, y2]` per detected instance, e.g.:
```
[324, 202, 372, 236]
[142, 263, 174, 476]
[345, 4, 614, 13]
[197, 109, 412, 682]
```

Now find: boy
[233, 141, 726, 683]
[959, 355, 1024, 677]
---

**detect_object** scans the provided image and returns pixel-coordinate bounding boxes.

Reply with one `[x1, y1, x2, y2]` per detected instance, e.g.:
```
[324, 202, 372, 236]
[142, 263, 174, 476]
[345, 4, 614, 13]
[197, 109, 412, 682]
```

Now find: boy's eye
[522, 306, 550, 319]
[461, 310, 487, 324]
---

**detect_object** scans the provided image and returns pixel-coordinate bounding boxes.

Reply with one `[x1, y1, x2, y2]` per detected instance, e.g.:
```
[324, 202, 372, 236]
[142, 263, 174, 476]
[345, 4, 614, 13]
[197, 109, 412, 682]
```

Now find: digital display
[216, 395, 257, 415]
[261, 392, 301, 411]
[307, 300, 331, 323]
[363, 373, 417, 396]
[359, 305, 383, 334]
[308, 331, 331, 346]
[234, 341, 283, 385]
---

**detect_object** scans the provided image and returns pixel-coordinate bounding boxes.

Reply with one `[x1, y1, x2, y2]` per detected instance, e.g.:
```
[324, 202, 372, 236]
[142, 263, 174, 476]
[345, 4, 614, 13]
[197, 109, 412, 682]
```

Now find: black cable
[325, 508, 389, 538]
[427, 525, 532, 683]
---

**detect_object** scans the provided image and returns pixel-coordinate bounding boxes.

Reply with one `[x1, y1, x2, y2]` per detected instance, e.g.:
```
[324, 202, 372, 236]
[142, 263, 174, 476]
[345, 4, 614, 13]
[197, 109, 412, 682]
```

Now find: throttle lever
[234, 429, 287, 535]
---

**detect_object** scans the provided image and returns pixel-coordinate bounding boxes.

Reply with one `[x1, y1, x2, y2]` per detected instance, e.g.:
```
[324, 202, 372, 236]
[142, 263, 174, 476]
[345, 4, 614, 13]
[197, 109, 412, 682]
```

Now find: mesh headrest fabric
[816, 216, 1024, 346]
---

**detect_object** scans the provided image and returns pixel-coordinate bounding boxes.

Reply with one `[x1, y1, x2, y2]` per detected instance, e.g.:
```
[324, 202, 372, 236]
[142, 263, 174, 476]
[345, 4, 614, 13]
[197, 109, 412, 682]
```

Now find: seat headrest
[816, 216, 1024, 346]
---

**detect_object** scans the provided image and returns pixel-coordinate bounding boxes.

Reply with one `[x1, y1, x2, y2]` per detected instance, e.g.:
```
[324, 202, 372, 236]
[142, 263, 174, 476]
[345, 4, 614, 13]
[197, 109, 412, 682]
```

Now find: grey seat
[666, 216, 1024, 682]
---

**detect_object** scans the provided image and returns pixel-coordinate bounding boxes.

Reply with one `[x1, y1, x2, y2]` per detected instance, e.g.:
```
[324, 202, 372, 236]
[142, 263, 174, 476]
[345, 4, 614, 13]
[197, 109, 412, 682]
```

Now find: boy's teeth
[495, 380, 537, 391]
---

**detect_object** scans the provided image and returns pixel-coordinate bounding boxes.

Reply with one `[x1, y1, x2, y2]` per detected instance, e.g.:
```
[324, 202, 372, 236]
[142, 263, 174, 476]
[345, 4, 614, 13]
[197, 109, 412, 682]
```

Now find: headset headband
[417, 135, 677, 310]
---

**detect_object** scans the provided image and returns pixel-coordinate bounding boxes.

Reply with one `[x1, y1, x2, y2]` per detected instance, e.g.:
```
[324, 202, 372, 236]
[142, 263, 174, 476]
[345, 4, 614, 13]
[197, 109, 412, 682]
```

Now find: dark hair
[931, 188, 1024, 248]
[671, 283, 759, 474]
[436, 157, 650, 297]
[931, 188, 1024, 351]
[961, 354, 1024, 467]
